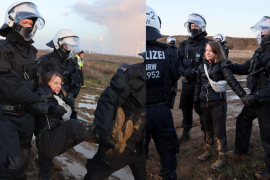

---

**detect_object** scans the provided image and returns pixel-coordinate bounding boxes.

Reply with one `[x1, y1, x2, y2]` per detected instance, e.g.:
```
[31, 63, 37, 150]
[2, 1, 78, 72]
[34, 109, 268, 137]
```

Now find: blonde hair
[203, 41, 226, 63]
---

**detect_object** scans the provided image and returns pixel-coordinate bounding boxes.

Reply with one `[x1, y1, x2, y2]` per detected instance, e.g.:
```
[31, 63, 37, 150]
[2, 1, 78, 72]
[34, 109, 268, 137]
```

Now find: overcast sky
[0, 0, 145, 56]
[147, 0, 270, 39]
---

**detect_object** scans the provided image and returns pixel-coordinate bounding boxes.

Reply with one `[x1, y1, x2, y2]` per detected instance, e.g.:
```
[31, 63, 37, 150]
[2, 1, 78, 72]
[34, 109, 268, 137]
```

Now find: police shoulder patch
[118, 65, 130, 72]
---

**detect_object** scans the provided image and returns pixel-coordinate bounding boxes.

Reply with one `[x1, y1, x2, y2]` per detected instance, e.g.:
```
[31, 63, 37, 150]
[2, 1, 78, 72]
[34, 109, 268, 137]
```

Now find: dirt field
[146, 50, 266, 180]
[159, 36, 259, 51]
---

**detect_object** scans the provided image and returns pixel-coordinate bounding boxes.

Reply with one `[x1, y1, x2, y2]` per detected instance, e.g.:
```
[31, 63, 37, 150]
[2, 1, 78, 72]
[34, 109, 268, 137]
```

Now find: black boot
[255, 169, 270, 180]
[178, 129, 190, 143]
[160, 170, 177, 180]
[211, 152, 226, 169]
[198, 144, 212, 161]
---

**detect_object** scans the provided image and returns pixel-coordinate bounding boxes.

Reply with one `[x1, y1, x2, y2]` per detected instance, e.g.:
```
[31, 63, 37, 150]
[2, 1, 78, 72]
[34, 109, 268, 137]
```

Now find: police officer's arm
[25, 86, 51, 115]
[254, 63, 270, 102]
[224, 46, 229, 59]
[68, 60, 81, 98]
[193, 64, 202, 102]
[177, 41, 186, 76]
[68, 85, 81, 98]
[94, 69, 130, 135]
[39, 56, 50, 76]
[168, 53, 181, 83]
[221, 67, 246, 98]
[0, 57, 40, 104]
[231, 59, 251, 75]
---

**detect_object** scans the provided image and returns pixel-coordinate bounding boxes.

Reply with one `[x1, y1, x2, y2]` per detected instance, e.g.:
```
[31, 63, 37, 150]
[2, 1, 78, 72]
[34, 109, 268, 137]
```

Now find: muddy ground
[146, 50, 266, 180]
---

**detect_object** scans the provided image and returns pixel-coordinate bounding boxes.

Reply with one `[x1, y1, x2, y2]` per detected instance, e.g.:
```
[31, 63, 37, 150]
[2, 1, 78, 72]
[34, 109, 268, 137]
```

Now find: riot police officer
[146, 6, 181, 180]
[213, 33, 229, 58]
[178, 13, 210, 143]
[166, 36, 178, 55]
[39, 29, 81, 118]
[0, 2, 47, 179]
[83, 27, 146, 180]
[222, 16, 270, 180]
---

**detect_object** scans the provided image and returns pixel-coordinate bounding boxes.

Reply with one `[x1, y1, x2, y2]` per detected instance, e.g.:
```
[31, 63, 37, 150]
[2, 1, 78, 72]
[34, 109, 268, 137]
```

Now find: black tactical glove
[98, 134, 116, 150]
[243, 94, 256, 106]
[185, 71, 192, 80]
[240, 94, 246, 103]
[179, 67, 186, 77]
[70, 109, 78, 119]
[193, 102, 202, 115]
[221, 60, 235, 70]
[48, 105, 67, 117]
[39, 94, 47, 103]
[64, 93, 75, 107]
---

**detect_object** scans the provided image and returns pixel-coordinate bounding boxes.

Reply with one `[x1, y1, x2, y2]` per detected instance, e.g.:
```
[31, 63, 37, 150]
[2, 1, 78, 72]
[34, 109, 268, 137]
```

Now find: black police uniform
[168, 45, 179, 109]
[146, 41, 181, 179]
[84, 63, 146, 180]
[178, 34, 210, 133]
[221, 42, 229, 58]
[170, 45, 178, 56]
[39, 49, 81, 99]
[228, 46, 270, 173]
[0, 29, 44, 179]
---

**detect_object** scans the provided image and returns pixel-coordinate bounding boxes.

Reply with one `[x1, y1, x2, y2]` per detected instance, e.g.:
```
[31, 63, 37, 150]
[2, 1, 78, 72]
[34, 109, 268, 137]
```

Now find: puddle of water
[95, 87, 104, 90]
[55, 155, 86, 179]
[227, 95, 240, 100]
[78, 94, 99, 109]
[78, 102, 97, 109]
[77, 115, 89, 122]
[74, 144, 97, 159]
[81, 112, 94, 118]
[82, 94, 99, 100]
[253, 119, 259, 126]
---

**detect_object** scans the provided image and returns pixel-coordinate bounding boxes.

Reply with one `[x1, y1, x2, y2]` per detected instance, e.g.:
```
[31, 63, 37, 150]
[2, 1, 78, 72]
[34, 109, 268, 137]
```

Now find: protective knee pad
[19, 135, 33, 149]
[238, 112, 253, 122]
[0, 154, 29, 178]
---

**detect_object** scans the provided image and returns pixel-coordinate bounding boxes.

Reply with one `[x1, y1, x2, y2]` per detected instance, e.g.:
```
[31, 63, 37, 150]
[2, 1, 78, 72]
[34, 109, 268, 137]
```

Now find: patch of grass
[82, 61, 120, 89]
[180, 148, 191, 155]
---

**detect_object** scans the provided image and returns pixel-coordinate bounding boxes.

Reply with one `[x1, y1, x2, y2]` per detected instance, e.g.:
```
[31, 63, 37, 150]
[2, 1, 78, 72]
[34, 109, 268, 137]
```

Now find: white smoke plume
[70, 0, 145, 56]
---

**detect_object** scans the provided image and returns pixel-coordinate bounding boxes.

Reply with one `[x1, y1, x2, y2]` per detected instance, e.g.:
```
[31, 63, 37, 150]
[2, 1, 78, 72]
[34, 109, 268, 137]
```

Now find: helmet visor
[251, 16, 270, 45]
[251, 16, 270, 35]
[213, 34, 223, 41]
[60, 36, 80, 58]
[14, 3, 45, 30]
[184, 14, 206, 29]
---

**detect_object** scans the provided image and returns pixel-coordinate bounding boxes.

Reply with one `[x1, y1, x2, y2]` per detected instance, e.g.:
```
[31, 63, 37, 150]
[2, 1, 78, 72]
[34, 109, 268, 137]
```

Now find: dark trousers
[180, 80, 205, 131]
[79, 67, 84, 86]
[234, 104, 270, 172]
[0, 110, 34, 179]
[37, 120, 96, 179]
[146, 104, 179, 174]
[84, 146, 146, 180]
[201, 101, 227, 152]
